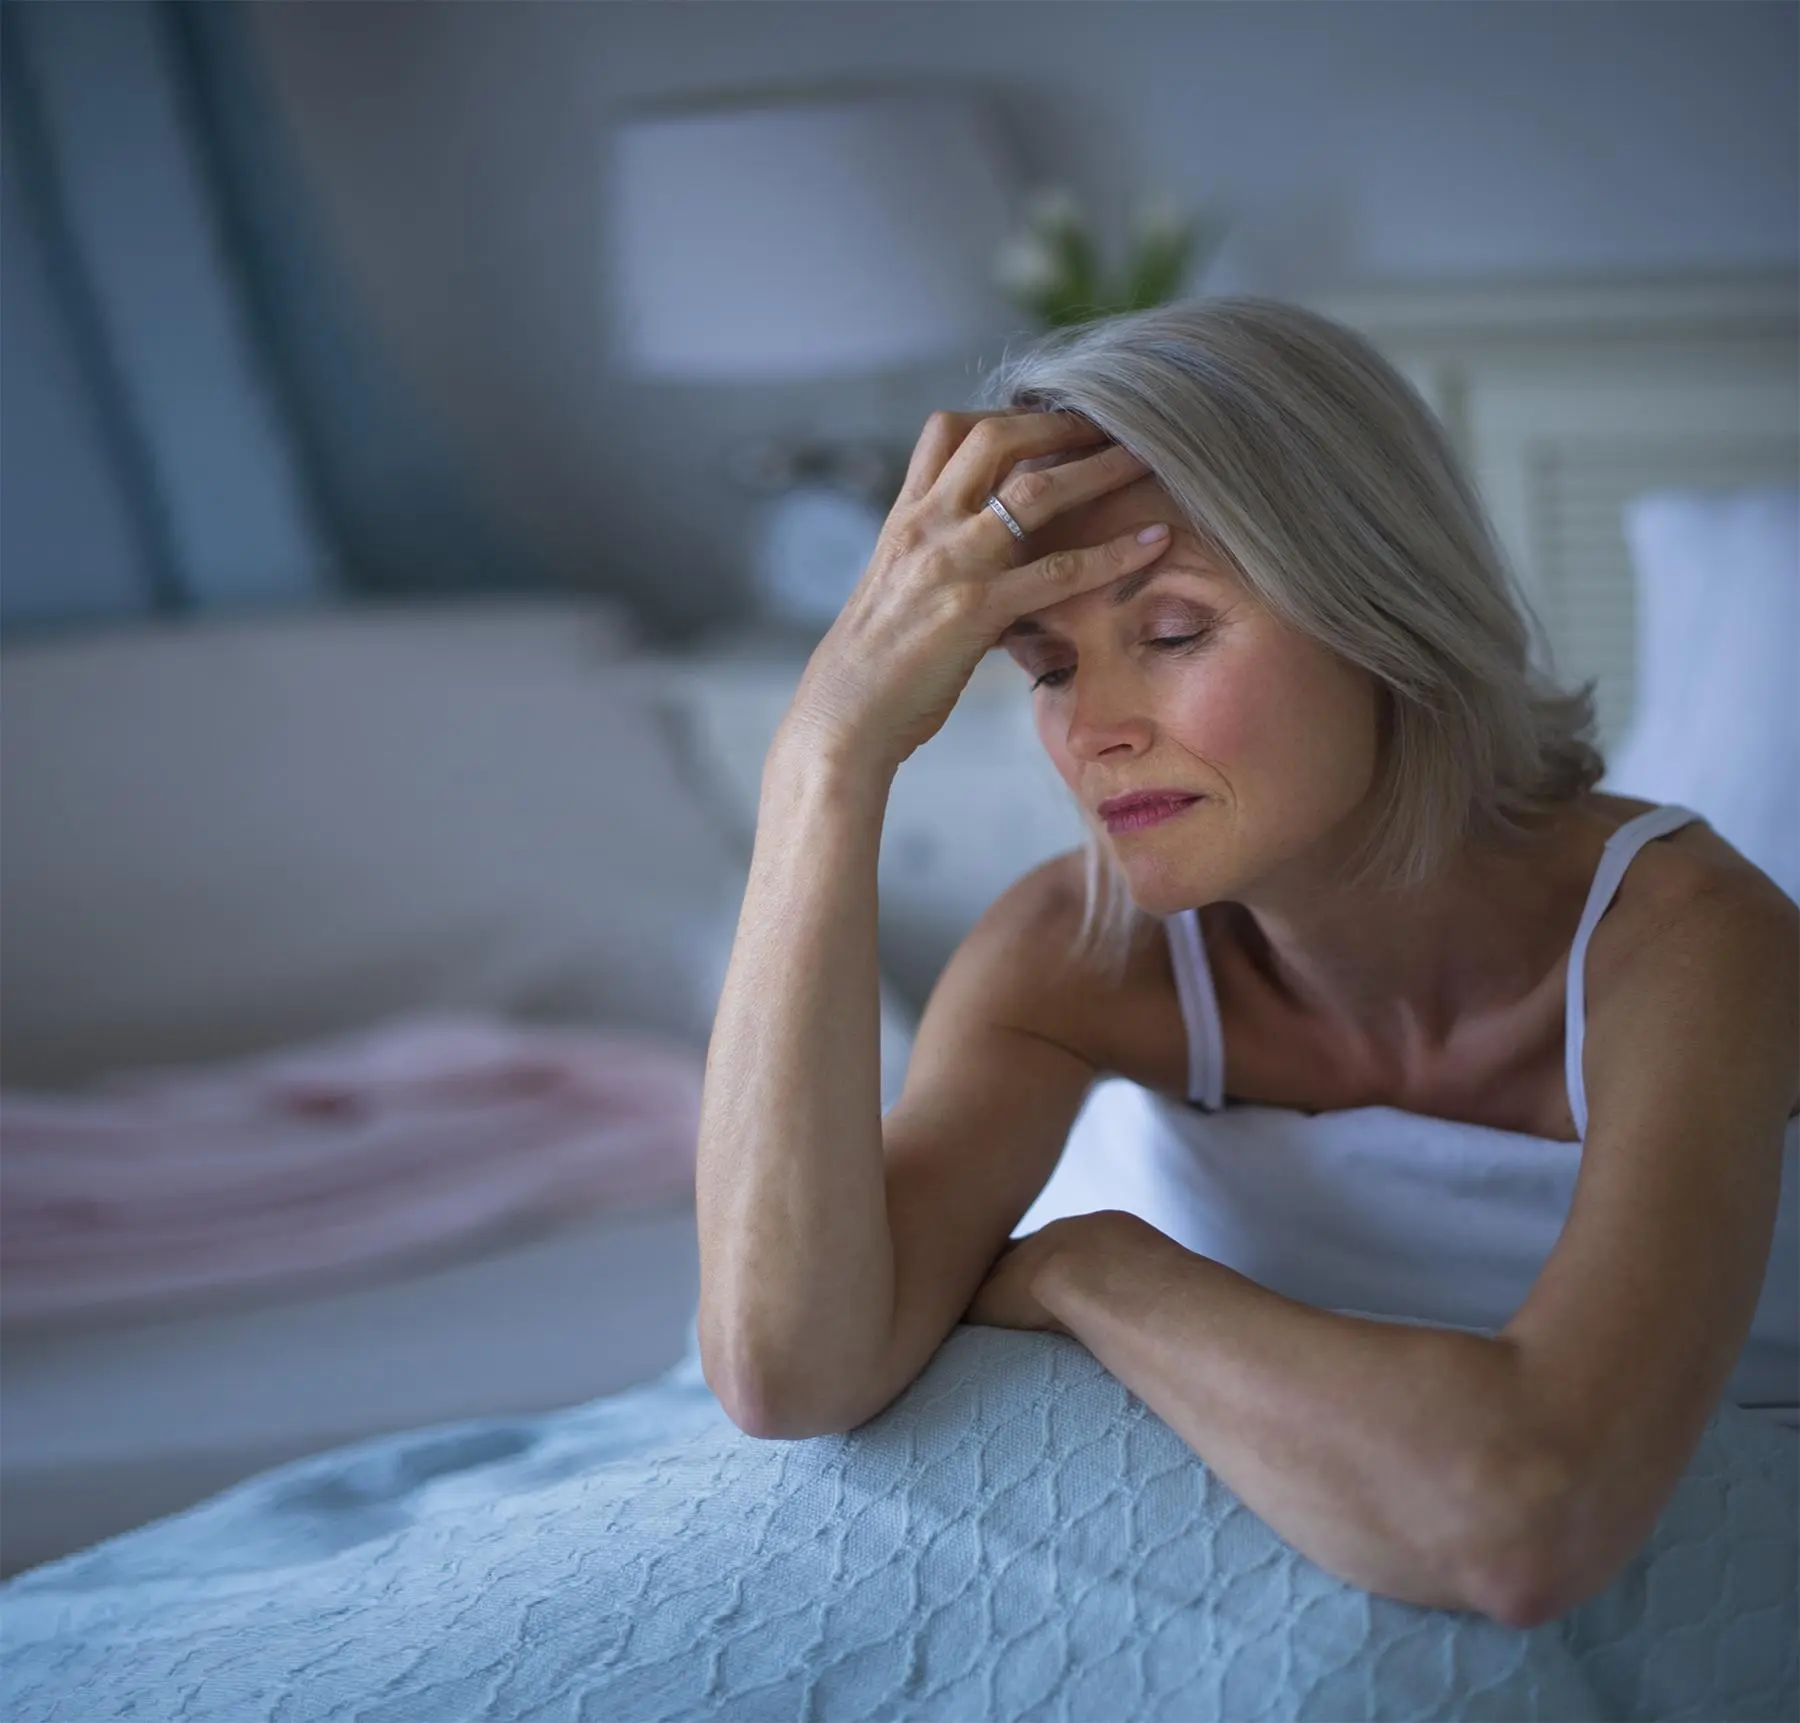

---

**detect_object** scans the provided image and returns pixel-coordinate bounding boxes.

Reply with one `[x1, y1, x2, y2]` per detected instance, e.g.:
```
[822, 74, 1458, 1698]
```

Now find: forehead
[995, 545, 1236, 650]
[993, 558, 1225, 644]
[994, 462, 1235, 635]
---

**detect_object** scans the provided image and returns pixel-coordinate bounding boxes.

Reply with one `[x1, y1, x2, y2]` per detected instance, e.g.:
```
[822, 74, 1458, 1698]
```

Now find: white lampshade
[606, 87, 1024, 382]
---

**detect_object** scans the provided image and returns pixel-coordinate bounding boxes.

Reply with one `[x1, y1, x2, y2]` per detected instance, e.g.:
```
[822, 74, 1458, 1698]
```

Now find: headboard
[1302, 271, 1798, 752]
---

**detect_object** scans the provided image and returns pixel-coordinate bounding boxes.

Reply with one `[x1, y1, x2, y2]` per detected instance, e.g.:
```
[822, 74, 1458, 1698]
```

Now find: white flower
[1130, 187, 1192, 245]
[1021, 185, 1087, 238]
[993, 231, 1065, 297]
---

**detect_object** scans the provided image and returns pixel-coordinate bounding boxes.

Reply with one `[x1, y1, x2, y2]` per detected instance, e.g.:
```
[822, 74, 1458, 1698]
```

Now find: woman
[694, 298, 1798, 1629]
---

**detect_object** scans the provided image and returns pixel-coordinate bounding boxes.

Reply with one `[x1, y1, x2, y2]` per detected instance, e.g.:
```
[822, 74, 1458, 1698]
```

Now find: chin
[1105, 838, 1246, 917]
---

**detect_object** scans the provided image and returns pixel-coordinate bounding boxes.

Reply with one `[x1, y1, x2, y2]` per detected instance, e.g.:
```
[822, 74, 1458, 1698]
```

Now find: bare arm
[1026, 870, 1797, 1628]
[699, 772, 1103, 1440]
[694, 734, 897, 1434]
[693, 405, 1174, 1435]
[1033, 1216, 1547, 1621]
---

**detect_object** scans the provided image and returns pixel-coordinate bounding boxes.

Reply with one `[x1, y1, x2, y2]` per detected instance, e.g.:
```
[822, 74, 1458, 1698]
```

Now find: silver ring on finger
[984, 494, 1027, 541]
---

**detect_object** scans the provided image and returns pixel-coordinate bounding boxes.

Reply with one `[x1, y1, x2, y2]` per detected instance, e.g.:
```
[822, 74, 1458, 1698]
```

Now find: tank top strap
[1565, 803, 1708, 1140]
[1165, 909, 1226, 1111]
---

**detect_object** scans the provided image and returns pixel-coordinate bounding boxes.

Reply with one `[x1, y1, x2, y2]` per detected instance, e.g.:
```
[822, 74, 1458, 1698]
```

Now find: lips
[1098, 793, 1203, 834]
[1096, 791, 1202, 819]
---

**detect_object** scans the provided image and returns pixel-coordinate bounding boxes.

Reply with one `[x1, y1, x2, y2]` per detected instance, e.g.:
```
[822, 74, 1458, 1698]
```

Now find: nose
[1062, 675, 1153, 761]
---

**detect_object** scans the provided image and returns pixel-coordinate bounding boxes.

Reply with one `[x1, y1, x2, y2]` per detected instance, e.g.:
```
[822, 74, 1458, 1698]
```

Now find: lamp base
[751, 484, 887, 631]
[725, 435, 907, 509]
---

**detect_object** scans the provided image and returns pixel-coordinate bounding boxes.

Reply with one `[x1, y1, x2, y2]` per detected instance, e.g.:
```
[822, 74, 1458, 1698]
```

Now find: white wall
[249, 0, 1798, 638]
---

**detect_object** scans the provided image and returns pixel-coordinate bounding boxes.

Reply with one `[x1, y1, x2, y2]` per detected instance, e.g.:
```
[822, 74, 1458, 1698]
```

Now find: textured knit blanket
[2, 1323, 1794, 1722]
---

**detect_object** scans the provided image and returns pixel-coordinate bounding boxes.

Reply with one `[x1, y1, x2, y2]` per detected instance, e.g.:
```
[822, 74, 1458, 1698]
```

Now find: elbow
[728, 1402, 853, 1442]
[716, 1373, 853, 1441]
[698, 1349, 805, 1441]
[1465, 1553, 1578, 1632]
[1454, 1437, 1598, 1630]
[716, 1387, 794, 1440]
[723, 1359, 902, 1437]
[1468, 1530, 1626, 1632]
[698, 1330, 868, 1441]
[697, 1328, 780, 1438]
[721, 1377, 899, 1442]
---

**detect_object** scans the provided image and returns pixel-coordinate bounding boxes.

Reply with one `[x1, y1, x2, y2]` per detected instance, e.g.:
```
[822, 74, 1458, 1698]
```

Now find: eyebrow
[995, 565, 1207, 642]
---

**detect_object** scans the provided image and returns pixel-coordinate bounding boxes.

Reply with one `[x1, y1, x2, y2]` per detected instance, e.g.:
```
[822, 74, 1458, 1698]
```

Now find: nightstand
[645, 631, 1087, 1013]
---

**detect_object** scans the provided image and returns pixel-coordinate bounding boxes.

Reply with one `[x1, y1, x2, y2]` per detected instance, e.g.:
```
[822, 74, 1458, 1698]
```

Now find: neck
[1232, 807, 1590, 1069]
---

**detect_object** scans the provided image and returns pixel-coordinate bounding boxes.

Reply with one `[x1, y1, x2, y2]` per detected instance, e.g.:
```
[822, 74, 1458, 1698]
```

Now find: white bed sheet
[1, 1197, 701, 1579]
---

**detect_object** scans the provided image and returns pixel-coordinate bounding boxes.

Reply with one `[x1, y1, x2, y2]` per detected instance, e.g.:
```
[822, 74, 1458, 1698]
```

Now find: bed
[0, 596, 921, 1579]
[1, 273, 1795, 1720]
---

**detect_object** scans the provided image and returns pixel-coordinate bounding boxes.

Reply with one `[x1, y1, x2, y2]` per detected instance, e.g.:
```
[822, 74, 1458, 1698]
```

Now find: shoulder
[956, 848, 1087, 977]
[953, 849, 1179, 1078]
[1584, 802, 1798, 1111]
[1589, 800, 1796, 975]
[954, 849, 1111, 1023]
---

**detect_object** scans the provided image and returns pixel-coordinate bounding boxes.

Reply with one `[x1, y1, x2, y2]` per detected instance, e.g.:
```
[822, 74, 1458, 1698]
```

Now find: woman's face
[997, 471, 1384, 914]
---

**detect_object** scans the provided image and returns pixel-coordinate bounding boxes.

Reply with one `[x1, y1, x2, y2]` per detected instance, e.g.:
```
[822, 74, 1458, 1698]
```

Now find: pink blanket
[1, 1013, 705, 1326]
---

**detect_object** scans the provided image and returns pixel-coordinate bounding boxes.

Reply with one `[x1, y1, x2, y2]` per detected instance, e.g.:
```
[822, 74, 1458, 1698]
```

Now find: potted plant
[994, 185, 1227, 329]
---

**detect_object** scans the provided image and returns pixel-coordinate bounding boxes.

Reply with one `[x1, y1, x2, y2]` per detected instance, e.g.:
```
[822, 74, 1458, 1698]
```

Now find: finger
[936, 409, 1112, 514]
[982, 441, 1152, 543]
[894, 406, 1046, 505]
[894, 411, 979, 505]
[984, 520, 1172, 624]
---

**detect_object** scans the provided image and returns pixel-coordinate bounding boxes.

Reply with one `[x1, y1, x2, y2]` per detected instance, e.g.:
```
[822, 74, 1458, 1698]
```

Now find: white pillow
[0, 599, 744, 1085]
[1605, 486, 1799, 903]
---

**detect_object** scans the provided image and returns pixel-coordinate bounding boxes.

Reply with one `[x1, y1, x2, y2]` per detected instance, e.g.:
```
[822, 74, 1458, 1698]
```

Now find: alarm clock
[752, 484, 888, 629]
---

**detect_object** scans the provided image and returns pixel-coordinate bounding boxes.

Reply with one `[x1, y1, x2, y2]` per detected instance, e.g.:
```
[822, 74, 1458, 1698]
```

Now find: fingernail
[1137, 524, 1170, 543]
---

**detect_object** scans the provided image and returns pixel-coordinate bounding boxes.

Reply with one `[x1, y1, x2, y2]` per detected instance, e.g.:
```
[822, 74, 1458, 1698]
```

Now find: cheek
[1033, 632, 1377, 801]
[1035, 659, 1299, 790]
[1210, 642, 1381, 815]
[1167, 639, 1361, 783]
[1166, 659, 1268, 765]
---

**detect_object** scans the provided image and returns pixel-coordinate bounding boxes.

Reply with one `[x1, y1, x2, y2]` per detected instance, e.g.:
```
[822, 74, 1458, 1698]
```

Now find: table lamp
[606, 84, 1023, 629]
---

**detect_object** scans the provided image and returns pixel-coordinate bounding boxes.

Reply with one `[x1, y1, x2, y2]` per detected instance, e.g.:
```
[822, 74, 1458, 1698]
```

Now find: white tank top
[1015, 803, 1800, 1422]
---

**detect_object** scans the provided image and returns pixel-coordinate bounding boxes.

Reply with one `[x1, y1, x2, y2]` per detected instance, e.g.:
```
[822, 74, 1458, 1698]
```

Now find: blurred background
[5, 0, 1795, 640]
[2, 0, 1795, 1577]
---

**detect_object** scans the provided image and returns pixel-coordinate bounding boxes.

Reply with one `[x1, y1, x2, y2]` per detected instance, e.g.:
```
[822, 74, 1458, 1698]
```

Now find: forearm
[695, 727, 897, 1434]
[1036, 1215, 1569, 1621]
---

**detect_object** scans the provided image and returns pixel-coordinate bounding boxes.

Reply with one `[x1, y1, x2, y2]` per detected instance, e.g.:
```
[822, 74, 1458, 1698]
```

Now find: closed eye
[1029, 633, 1203, 692]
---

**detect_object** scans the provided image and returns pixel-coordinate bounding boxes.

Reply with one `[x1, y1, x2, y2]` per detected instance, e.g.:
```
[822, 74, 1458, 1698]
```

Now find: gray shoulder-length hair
[968, 295, 1604, 980]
